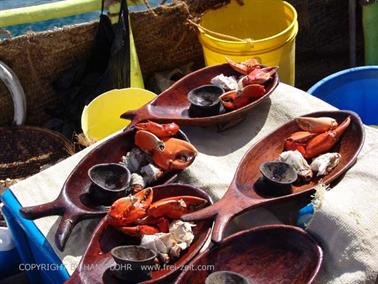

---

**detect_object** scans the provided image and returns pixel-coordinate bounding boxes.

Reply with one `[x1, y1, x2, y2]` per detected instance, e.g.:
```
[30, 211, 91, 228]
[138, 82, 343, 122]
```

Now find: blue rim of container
[307, 65, 378, 94]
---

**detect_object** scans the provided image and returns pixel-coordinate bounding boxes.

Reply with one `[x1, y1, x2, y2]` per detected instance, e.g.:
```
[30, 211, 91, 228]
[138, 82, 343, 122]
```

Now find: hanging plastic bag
[50, 0, 131, 138]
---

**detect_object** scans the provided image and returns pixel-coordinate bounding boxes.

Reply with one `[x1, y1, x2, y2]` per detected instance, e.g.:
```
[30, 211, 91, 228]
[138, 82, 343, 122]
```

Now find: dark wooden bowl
[66, 184, 214, 284]
[20, 128, 191, 251]
[183, 111, 365, 243]
[121, 63, 279, 127]
[175, 225, 323, 284]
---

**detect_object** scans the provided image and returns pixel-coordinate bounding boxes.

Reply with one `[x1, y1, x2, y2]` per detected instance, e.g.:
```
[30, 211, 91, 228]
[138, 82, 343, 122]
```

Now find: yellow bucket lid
[81, 88, 156, 141]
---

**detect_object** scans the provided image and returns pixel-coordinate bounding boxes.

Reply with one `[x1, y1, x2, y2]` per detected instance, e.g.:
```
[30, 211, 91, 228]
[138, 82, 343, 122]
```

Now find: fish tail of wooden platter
[182, 188, 264, 243]
[20, 199, 65, 219]
[121, 108, 154, 127]
[20, 196, 105, 251]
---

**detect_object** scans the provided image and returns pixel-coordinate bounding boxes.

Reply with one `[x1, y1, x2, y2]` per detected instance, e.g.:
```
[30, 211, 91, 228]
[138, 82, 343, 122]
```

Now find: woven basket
[0, 126, 75, 180]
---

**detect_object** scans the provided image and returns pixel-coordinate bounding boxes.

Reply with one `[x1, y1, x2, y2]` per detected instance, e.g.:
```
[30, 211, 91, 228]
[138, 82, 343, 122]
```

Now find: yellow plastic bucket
[81, 88, 156, 141]
[198, 0, 298, 85]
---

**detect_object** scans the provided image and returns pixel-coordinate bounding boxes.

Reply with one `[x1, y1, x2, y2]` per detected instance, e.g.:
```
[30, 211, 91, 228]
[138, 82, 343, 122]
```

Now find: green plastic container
[363, 1, 378, 64]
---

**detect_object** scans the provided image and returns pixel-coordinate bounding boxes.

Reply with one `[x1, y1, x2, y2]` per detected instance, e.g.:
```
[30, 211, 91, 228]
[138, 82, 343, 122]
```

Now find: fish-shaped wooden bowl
[175, 225, 323, 284]
[66, 184, 213, 284]
[121, 63, 279, 127]
[20, 128, 191, 251]
[183, 110, 365, 243]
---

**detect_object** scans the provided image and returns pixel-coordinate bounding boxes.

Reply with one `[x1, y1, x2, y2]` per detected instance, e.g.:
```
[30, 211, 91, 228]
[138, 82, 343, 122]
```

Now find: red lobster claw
[226, 57, 260, 75]
[135, 121, 180, 138]
[135, 130, 165, 153]
[295, 117, 338, 133]
[116, 225, 159, 237]
[220, 84, 266, 110]
[148, 196, 208, 219]
[152, 138, 198, 171]
[304, 116, 351, 159]
[284, 131, 318, 156]
[241, 66, 278, 86]
[107, 188, 153, 227]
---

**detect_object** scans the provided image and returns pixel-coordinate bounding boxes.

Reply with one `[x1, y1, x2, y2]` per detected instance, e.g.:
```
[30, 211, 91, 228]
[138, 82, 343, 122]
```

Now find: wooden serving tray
[175, 225, 323, 284]
[67, 184, 213, 284]
[121, 63, 279, 127]
[183, 110, 365, 243]
[20, 128, 190, 251]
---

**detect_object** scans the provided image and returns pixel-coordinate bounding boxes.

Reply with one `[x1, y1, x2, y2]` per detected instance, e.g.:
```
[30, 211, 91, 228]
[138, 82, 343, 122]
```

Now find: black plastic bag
[50, 0, 131, 138]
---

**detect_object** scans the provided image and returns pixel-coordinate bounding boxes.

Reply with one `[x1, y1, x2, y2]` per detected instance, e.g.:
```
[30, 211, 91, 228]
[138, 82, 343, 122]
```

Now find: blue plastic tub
[308, 66, 378, 125]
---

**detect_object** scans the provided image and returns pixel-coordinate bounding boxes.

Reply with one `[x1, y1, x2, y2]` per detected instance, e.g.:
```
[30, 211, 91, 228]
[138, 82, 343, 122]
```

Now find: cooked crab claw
[284, 131, 318, 156]
[226, 57, 260, 75]
[107, 188, 153, 227]
[220, 90, 245, 110]
[295, 117, 338, 133]
[243, 84, 267, 101]
[220, 84, 266, 110]
[137, 216, 170, 233]
[148, 195, 208, 219]
[241, 66, 278, 86]
[116, 224, 159, 237]
[304, 116, 351, 159]
[135, 121, 180, 138]
[135, 130, 165, 153]
[152, 138, 198, 171]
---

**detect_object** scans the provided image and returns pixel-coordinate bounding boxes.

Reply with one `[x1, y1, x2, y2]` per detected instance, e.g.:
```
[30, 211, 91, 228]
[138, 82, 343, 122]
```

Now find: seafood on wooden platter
[66, 184, 213, 284]
[121, 59, 279, 127]
[175, 225, 323, 284]
[20, 122, 198, 251]
[182, 110, 365, 243]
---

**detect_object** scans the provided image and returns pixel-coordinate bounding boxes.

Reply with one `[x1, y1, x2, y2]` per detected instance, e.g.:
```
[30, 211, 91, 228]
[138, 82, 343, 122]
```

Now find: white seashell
[176, 242, 189, 251]
[140, 221, 195, 262]
[121, 148, 150, 173]
[159, 233, 177, 249]
[310, 153, 341, 176]
[169, 220, 195, 245]
[140, 233, 170, 254]
[141, 163, 163, 185]
[279, 150, 313, 181]
[130, 173, 145, 189]
[210, 74, 239, 91]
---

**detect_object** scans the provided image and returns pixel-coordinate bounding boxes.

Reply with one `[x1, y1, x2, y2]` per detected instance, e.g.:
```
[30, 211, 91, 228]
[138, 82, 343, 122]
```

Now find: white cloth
[307, 126, 378, 284]
[9, 83, 378, 282]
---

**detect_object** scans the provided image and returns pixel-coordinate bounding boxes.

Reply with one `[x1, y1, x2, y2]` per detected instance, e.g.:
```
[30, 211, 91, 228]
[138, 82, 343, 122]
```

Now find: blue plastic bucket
[308, 66, 378, 125]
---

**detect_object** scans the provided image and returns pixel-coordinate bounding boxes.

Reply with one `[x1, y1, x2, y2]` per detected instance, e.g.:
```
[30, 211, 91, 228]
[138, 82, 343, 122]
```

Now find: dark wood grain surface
[20, 128, 190, 251]
[121, 63, 279, 127]
[182, 110, 365, 243]
[66, 184, 213, 284]
[175, 225, 323, 284]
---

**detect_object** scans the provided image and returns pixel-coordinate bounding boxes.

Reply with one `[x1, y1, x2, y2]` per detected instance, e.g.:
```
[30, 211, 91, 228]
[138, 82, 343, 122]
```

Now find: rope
[187, 19, 252, 42]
